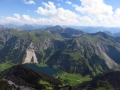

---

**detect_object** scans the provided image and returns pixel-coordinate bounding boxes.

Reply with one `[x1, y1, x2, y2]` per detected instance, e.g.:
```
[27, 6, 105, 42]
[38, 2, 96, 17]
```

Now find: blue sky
[0, 0, 120, 27]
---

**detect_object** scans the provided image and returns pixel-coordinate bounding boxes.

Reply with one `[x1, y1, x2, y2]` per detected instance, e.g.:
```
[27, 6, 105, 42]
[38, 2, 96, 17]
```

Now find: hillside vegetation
[0, 26, 120, 86]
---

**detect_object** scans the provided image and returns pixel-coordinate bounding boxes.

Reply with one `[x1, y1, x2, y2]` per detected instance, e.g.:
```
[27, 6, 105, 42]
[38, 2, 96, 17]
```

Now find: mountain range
[0, 26, 120, 75]
[0, 25, 120, 89]
[2, 24, 120, 34]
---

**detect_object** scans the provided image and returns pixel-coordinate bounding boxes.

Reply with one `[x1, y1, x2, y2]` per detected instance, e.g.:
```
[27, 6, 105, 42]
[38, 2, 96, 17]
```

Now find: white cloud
[23, 0, 35, 5]
[0, 1, 80, 25]
[114, 8, 120, 18]
[73, 0, 113, 16]
[1, 1, 120, 27]
[22, 15, 37, 23]
[0, 14, 51, 24]
[14, 13, 21, 19]
[1, 14, 21, 23]
[66, 0, 72, 5]
[35, 1, 79, 25]
[35, 1, 56, 16]
[24, 1, 120, 26]
[71, 0, 120, 26]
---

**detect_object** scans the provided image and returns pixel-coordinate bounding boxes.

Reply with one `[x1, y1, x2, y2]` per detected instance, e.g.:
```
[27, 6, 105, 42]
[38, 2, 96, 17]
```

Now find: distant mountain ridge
[2, 24, 120, 34]
[70, 26, 120, 34]
[3, 24, 53, 30]
[45, 25, 84, 38]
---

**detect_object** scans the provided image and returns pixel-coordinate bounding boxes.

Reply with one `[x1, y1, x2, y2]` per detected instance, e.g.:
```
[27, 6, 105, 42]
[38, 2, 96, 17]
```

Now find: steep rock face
[0, 28, 25, 45]
[106, 45, 120, 64]
[13, 31, 53, 52]
[33, 38, 52, 51]
[0, 36, 26, 63]
[97, 42, 118, 69]
[23, 43, 38, 64]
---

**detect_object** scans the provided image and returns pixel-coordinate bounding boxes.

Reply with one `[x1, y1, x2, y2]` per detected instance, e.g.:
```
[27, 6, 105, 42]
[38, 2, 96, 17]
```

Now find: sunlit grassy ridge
[55, 71, 91, 85]
[0, 61, 16, 71]
[39, 80, 53, 90]
[19, 30, 65, 44]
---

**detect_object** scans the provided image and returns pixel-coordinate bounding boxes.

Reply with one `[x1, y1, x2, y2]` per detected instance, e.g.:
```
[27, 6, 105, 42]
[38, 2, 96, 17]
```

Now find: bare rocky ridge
[0, 65, 62, 90]
[1, 79, 35, 90]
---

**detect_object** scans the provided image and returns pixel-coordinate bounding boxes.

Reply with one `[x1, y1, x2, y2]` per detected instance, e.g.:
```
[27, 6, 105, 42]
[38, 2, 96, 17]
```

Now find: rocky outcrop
[23, 43, 38, 64]
[0, 65, 62, 90]
[0, 79, 35, 90]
